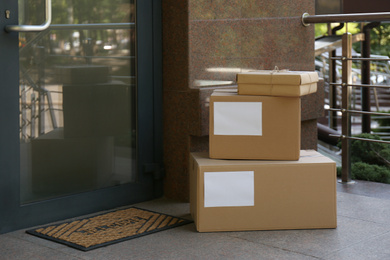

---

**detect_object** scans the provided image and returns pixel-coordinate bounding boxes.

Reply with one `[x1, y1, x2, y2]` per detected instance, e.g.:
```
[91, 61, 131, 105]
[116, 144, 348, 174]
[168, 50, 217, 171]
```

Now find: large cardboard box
[237, 70, 318, 97]
[190, 151, 337, 232]
[209, 90, 300, 160]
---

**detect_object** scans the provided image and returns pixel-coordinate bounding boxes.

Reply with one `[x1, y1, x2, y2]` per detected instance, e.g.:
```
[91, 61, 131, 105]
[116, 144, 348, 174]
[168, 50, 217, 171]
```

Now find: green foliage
[336, 166, 342, 177]
[314, 23, 361, 38]
[315, 24, 328, 38]
[338, 133, 390, 184]
[351, 162, 390, 183]
[337, 162, 390, 183]
[334, 23, 361, 35]
[315, 23, 390, 58]
[350, 133, 390, 166]
[315, 23, 390, 184]
[370, 24, 390, 57]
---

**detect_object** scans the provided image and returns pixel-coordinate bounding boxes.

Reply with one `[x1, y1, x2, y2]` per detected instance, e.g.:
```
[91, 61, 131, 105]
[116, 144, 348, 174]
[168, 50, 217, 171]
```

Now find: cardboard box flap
[237, 70, 319, 86]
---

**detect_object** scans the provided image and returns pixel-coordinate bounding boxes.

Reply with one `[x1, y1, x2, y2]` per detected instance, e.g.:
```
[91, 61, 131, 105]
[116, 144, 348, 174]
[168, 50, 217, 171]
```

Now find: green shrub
[351, 162, 390, 183]
[336, 166, 342, 177]
[337, 133, 390, 184]
[349, 133, 390, 167]
[337, 162, 390, 184]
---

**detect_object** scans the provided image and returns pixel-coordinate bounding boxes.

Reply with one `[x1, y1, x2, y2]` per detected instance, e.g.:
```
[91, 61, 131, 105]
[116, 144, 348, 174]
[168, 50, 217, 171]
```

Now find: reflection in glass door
[19, 0, 137, 203]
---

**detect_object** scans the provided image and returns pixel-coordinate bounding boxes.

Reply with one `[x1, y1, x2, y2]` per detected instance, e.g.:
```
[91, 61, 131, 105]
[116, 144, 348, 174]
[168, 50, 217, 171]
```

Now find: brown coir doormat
[26, 207, 192, 251]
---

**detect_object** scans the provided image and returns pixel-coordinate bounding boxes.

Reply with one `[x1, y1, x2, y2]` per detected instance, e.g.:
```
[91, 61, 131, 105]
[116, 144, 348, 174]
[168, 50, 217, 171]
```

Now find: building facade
[0, 0, 322, 233]
[163, 0, 323, 200]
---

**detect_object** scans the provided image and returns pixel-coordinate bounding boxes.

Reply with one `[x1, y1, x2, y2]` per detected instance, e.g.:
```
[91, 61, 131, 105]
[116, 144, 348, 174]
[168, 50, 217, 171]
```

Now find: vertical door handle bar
[5, 0, 52, 32]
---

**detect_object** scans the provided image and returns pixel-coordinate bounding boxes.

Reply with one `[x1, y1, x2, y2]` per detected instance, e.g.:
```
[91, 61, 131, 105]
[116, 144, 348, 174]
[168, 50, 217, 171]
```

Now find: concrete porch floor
[2, 180, 390, 260]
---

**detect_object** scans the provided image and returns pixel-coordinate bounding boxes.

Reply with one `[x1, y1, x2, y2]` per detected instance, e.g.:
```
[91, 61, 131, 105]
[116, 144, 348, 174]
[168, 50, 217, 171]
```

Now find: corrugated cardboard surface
[237, 70, 318, 97]
[190, 151, 337, 232]
[209, 91, 300, 160]
[238, 82, 317, 97]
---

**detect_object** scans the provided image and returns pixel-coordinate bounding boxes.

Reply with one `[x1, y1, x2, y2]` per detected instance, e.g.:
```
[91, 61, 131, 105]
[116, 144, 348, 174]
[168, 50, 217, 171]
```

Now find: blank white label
[204, 171, 255, 207]
[214, 102, 262, 136]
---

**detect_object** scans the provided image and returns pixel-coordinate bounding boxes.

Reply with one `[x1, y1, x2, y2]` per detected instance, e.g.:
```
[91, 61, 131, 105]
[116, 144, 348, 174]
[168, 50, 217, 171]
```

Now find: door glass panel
[19, 0, 136, 204]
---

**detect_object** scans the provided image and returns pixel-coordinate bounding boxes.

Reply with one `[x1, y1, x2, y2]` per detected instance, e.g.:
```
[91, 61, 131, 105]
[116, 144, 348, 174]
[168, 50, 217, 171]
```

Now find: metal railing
[302, 12, 390, 26]
[303, 12, 390, 183]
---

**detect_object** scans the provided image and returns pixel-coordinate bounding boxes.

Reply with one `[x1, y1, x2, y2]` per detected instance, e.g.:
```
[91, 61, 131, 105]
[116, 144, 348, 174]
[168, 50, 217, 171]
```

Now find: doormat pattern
[26, 207, 192, 251]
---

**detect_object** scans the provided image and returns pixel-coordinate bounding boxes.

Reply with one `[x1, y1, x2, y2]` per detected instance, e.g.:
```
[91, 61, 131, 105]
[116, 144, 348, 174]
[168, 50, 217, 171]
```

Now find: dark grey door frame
[0, 0, 162, 234]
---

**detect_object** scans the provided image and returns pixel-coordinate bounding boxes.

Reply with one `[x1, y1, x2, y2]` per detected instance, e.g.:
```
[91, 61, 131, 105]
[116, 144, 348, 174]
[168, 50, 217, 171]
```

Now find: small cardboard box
[209, 90, 300, 160]
[237, 70, 318, 97]
[190, 151, 337, 232]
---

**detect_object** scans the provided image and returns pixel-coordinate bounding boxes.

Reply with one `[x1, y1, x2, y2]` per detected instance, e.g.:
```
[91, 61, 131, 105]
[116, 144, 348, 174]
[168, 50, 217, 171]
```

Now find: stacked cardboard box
[209, 90, 300, 160]
[190, 69, 337, 232]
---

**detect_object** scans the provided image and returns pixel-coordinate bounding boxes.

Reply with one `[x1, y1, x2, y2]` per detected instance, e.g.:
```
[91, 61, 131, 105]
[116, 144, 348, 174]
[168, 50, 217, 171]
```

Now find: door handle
[5, 0, 51, 32]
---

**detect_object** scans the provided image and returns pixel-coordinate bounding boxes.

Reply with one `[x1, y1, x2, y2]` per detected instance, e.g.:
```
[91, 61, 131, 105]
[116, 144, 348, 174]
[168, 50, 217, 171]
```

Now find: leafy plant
[351, 162, 390, 183]
[350, 133, 390, 166]
[338, 133, 390, 184]
[337, 162, 390, 183]
[315, 23, 390, 57]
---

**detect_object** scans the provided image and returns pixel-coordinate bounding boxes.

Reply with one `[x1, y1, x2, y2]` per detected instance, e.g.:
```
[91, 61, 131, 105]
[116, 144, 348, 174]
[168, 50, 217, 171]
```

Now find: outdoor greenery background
[315, 23, 390, 57]
[337, 134, 390, 184]
[315, 23, 390, 184]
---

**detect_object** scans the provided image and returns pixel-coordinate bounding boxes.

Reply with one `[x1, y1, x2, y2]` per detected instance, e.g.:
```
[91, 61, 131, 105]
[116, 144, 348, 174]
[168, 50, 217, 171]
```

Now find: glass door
[0, 0, 162, 233]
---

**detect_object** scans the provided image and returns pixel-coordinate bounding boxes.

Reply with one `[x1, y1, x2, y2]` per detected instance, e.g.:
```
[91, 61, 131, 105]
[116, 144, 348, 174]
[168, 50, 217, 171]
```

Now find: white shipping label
[204, 171, 255, 207]
[214, 102, 262, 135]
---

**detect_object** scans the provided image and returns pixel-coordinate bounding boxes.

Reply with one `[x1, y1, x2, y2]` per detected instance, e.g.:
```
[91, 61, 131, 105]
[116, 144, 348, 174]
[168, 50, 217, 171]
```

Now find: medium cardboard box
[190, 151, 337, 232]
[237, 70, 318, 97]
[209, 90, 300, 160]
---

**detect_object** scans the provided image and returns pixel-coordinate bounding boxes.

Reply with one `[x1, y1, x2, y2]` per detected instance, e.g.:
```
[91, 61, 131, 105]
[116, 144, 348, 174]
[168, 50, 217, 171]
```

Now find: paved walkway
[1, 180, 390, 260]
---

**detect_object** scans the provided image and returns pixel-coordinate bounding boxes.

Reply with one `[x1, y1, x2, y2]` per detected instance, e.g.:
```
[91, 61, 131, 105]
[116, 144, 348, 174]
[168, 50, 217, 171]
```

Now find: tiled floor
[1, 180, 390, 260]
